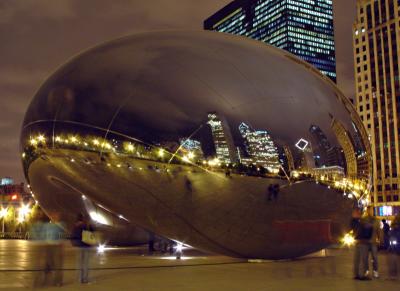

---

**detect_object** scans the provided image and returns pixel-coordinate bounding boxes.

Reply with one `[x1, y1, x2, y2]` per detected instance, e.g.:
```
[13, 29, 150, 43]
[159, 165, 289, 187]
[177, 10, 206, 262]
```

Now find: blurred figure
[351, 208, 371, 280]
[382, 219, 390, 250]
[273, 184, 280, 200]
[184, 175, 193, 194]
[267, 184, 274, 201]
[31, 211, 47, 288]
[148, 232, 155, 255]
[43, 212, 65, 287]
[71, 213, 94, 284]
[364, 206, 380, 279]
[387, 213, 400, 279]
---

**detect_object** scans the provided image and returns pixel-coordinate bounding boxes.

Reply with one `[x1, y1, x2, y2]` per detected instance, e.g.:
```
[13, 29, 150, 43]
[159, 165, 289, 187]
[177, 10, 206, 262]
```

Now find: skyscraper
[354, 0, 400, 210]
[204, 0, 336, 82]
[207, 112, 237, 164]
[238, 122, 280, 171]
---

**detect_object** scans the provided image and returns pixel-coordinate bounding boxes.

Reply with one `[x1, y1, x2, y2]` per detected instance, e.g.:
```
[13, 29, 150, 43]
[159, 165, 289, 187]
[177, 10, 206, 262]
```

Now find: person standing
[351, 208, 371, 280]
[382, 219, 390, 250]
[364, 206, 380, 278]
[71, 213, 94, 284]
[44, 212, 65, 286]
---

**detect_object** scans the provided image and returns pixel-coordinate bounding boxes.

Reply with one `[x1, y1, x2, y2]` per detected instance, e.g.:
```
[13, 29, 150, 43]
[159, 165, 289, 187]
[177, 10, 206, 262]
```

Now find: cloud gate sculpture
[21, 31, 371, 259]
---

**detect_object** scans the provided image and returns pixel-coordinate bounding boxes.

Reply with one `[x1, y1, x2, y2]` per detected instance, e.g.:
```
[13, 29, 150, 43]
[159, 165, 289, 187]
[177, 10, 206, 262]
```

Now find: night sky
[0, 0, 356, 183]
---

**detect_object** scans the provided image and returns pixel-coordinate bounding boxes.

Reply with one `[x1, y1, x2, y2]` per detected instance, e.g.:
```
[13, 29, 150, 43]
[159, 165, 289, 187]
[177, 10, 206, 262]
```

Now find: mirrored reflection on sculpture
[20, 31, 371, 259]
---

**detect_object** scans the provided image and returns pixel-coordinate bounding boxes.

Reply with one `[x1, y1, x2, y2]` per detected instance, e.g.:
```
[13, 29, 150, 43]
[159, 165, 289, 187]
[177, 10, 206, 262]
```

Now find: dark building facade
[204, 0, 337, 82]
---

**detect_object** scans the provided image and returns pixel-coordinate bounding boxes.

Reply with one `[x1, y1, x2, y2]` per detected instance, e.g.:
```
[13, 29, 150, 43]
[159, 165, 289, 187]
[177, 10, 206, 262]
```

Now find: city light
[341, 232, 355, 247]
[97, 244, 106, 254]
[89, 211, 108, 225]
[19, 204, 31, 217]
[0, 207, 8, 218]
[158, 149, 165, 157]
[93, 139, 100, 145]
[295, 138, 309, 151]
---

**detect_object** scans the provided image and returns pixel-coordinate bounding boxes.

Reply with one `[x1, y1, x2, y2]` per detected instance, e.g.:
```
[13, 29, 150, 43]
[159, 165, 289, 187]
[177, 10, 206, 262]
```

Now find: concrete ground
[0, 240, 399, 291]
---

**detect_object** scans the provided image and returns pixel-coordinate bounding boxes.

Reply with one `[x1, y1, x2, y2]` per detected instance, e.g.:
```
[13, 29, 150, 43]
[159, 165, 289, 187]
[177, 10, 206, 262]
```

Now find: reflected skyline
[20, 31, 371, 259]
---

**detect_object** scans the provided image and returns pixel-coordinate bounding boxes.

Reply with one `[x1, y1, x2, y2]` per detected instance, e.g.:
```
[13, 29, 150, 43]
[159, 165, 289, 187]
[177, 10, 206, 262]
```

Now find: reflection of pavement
[29, 148, 353, 259]
[0, 240, 398, 290]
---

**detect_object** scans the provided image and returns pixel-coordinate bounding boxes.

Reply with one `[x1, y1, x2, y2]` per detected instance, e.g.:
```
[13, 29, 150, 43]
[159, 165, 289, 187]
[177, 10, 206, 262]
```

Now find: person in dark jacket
[382, 219, 390, 250]
[351, 208, 372, 280]
[71, 213, 94, 284]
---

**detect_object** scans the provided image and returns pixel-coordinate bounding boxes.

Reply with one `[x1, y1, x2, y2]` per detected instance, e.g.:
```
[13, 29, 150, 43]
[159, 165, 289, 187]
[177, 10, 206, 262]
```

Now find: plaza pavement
[0, 240, 399, 290]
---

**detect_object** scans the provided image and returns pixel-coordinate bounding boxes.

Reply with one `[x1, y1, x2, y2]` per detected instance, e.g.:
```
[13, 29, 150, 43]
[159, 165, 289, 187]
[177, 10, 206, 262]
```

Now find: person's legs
[359, 243, 370, 277]
[353, 243, 361, 278]
[81, 248, 90, 283]
[44, 244, 55, 286]
[370, 244, 378, 276]
[78, 248, 86, 283]
[54, 244, 64, 286]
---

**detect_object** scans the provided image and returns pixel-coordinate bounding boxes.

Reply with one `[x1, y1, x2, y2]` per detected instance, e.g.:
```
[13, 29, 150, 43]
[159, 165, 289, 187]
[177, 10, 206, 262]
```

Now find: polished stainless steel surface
[21, 31, 371, 259]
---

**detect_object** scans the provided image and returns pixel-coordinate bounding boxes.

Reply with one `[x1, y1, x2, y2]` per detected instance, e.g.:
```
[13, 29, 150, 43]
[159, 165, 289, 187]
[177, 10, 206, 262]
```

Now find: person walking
[71, 213, 94, 284]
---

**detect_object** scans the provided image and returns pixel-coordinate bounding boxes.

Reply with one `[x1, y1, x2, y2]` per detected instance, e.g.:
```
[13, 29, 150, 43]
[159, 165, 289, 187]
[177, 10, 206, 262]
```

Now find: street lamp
[0, 207, 8, 233]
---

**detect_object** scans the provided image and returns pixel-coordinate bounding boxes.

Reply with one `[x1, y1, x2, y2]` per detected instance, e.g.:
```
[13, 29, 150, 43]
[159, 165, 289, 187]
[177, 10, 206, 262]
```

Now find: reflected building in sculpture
[331, 118, 358, 178]
[239, 122, 280, 172]
[20, 31, 371, 259]
[207, 112, 237, 164]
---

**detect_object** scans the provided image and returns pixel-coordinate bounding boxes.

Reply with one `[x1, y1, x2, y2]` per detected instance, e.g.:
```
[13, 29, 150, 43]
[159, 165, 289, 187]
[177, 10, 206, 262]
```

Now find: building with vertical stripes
[353, 0, 400, 217]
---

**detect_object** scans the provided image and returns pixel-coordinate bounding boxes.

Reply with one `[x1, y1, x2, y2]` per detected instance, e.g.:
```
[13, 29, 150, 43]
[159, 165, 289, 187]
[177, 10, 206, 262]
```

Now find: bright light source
[158, 149, 165, 157]
[341, 232, 355, 247]
[70, 136, 78, 143]
[93, 139, 100, 146]
[20, 204, 31, 217]
[0, 208, 8, 218]
[97, 244, 106, 254]
[89, 211, 108, 225]
[187, 152, 195, 159]
[82, 195, 86, 200]
[55, 136, 62, 142]
[11, 194, 18, 201]
[37, 135, 46, 143]
[175, 242, 183, 253]
[29, 138, 38, 146]
[21, 152, 26, 158]
[295, 138, 309, 151]
[208, 158, 220, 167]
[70, 158, 75, 162]
[391, 240, 397, 245]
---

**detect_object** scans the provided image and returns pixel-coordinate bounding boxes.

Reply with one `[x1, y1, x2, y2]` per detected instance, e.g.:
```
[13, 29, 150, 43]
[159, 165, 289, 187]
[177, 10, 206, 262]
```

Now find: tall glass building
[204, 0, 337, 82]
